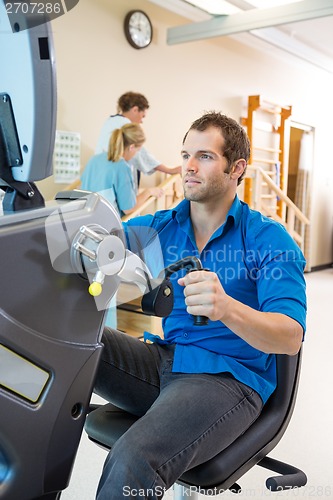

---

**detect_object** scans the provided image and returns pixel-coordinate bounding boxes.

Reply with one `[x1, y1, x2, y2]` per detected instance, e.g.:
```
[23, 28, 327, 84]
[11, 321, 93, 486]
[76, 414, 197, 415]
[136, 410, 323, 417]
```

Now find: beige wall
[37, 0, 333, 268]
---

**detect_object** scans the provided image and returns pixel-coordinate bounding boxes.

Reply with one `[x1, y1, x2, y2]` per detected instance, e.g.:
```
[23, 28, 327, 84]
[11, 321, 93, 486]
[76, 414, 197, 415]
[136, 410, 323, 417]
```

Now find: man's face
[181, 126, 232, 202]
[128, 106, 146, 124]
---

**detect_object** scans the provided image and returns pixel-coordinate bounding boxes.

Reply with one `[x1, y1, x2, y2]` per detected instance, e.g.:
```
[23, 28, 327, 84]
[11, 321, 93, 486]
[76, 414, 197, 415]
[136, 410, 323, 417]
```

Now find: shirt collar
[173, 198, 190, 224]
[172, 195, 243, 233]
[227, 195, 243, 229]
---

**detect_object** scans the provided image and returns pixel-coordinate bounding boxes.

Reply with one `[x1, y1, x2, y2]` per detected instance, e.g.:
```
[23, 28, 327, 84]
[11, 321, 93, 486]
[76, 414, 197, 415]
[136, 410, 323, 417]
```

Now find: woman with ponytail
[81, 123, 163, 217]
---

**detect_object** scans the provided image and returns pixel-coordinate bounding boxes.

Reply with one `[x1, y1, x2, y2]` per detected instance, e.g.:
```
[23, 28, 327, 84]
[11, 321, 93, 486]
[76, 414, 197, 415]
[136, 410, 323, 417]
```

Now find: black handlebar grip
[193, 315, 209, 326]
[162, 256, 209, 326]
[187, 269, 209, 326]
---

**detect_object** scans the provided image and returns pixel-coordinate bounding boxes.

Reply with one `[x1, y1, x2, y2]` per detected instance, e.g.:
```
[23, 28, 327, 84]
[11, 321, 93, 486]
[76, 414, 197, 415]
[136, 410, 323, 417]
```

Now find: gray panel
[0, 344, 49, 402]
[0, 194, 120, 499]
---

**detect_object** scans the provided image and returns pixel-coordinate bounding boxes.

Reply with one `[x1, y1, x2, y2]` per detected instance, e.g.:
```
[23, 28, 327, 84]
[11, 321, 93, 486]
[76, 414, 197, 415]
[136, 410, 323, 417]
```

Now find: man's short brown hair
[117, 92, 150, 113]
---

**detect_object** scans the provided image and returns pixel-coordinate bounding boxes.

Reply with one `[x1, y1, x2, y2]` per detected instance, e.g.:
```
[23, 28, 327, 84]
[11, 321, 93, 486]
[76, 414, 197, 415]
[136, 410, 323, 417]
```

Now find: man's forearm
[221, 298, 303, 355]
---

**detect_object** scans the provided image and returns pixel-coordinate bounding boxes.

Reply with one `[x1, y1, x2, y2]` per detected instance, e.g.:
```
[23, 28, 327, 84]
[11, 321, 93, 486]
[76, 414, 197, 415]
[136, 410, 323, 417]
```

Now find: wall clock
[124, 10, 153, 49]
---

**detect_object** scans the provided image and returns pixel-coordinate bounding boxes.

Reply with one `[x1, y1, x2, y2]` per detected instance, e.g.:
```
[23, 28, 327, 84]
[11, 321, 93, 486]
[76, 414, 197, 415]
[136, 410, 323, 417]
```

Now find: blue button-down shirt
[124, 196, 306, 403]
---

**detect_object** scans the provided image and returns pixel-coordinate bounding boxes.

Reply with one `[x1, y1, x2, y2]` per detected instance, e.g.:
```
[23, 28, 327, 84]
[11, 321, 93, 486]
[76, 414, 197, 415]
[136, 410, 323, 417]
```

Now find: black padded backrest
[180, 351, 302, 489]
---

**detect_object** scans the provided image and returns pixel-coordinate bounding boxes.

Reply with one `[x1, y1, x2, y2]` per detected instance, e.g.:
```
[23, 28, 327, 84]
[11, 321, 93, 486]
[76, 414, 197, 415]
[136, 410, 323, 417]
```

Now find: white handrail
[246, 165, 310, 250]
[247, 165, 310, 225]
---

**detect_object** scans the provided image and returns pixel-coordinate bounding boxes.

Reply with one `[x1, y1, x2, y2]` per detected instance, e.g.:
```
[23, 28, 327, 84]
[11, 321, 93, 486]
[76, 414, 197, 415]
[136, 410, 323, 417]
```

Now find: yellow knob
[89, 281, 102, 296]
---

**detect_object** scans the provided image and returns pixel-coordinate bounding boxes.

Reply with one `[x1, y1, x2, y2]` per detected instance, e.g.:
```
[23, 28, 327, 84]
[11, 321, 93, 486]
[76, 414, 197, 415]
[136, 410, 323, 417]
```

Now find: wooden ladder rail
[242, 95, 292, 219]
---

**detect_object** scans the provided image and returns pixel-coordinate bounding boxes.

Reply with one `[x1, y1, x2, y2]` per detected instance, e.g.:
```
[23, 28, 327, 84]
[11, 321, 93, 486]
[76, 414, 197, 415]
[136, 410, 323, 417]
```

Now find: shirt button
[183, 332, 188, 338]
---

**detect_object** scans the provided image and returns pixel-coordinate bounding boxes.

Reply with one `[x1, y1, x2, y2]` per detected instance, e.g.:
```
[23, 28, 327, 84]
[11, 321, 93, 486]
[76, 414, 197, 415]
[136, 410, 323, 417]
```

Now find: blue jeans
[94, 329, 263, 500]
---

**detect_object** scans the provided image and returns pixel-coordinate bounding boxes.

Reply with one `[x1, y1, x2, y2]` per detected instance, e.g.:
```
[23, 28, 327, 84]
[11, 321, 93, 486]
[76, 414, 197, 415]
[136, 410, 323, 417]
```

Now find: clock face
[124, 10, 153, 49]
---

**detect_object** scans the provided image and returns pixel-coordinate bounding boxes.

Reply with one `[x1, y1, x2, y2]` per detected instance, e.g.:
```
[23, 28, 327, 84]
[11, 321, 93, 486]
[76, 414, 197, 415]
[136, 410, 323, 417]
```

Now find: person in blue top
[81, 122, 163, 217]
[94, 112, 307, 500]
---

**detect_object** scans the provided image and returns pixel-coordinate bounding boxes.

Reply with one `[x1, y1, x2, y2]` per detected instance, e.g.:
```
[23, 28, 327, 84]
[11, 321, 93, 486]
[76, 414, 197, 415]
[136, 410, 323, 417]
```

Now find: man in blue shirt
[94, 112, 306, 500]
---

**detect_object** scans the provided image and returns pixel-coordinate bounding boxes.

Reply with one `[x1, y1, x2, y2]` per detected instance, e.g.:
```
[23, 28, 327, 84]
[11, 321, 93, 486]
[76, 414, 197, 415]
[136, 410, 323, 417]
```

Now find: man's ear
[231, 159, 246, 180]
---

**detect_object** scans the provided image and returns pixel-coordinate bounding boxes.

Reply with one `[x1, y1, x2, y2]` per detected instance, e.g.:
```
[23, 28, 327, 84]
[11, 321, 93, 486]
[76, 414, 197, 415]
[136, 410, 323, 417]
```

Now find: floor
[61, 268, 333, 499]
